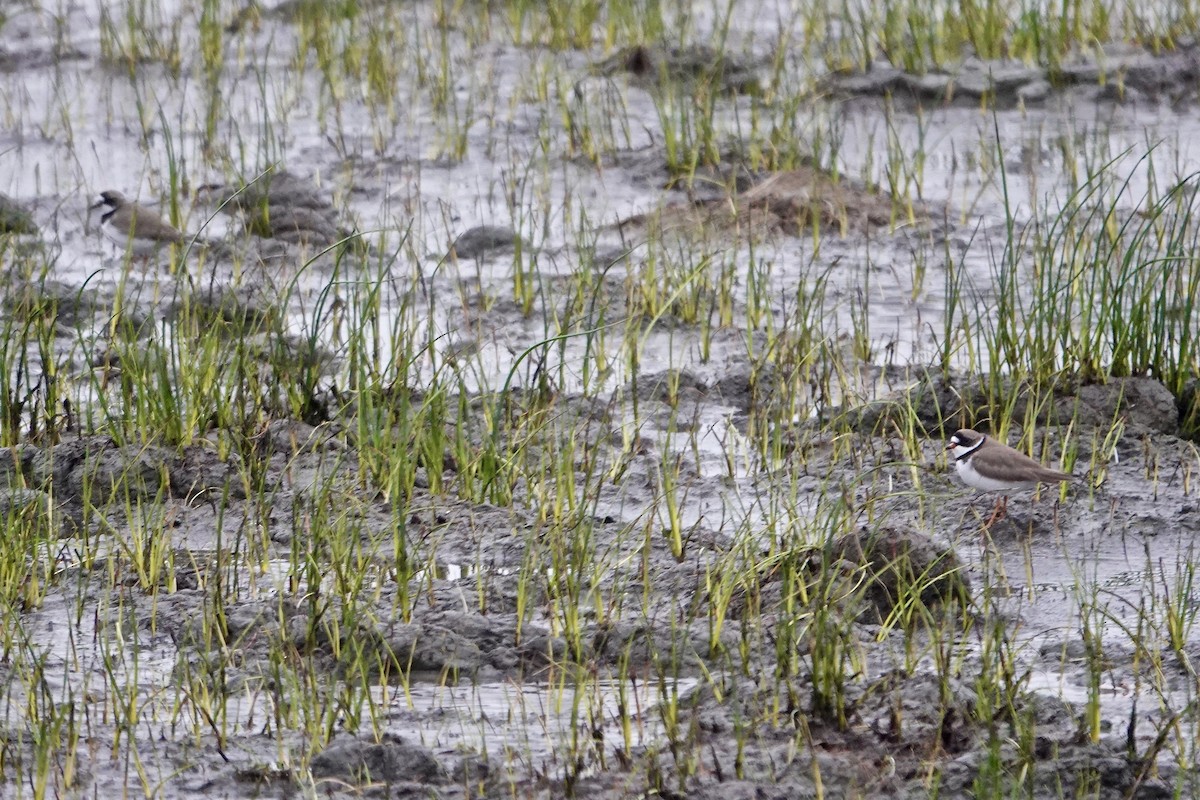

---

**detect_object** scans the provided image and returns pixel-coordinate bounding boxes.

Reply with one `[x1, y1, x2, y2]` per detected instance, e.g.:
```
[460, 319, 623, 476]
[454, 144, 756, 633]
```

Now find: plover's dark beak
[944, 441, 956, 450]
[88, 198, 106, 210]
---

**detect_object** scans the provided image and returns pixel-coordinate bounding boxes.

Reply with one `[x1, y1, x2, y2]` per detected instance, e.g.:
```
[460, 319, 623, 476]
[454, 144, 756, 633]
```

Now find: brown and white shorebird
[90, 190, 185, 259]
[946, 428, 1074, 525]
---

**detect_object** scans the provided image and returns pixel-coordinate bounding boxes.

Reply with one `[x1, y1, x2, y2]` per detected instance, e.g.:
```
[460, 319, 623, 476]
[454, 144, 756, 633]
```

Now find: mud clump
[0, 193, 36, 235]
[1068, 376, 1178, 436]
[379, 618, 491, 675]
[8, 435, 249, 523]
[164, 283, 281, 330]
[654, 667, 1181, 799]
[449, 225, 527, 260]
[310, 734, 448, 786]
[841, 370, 1179, 439]
[735, 167, 906, 233]
[2, 278, 105, 333]
[199, 170, 359, 248]
[827, 525, 971, 622]
[64, 437, 235, 503]
[730, 526, 970, 625]
[624, 367, 710, 405]
[592, 43, 763, 94]
[616, 164, 922, 243]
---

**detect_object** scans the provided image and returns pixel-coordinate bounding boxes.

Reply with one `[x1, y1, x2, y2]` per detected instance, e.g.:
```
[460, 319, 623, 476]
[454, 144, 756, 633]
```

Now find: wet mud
[4, 4, 1200, 799]
[1, 376, 1194, 797]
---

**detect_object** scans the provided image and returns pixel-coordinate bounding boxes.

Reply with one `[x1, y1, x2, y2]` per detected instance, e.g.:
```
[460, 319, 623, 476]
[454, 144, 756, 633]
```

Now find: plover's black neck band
[101, 208, 117, 224]
[955, 435, 985, 462]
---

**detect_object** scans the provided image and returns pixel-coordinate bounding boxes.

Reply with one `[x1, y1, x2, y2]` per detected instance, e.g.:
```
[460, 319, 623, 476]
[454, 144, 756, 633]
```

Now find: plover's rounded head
[91, 190, 128, 210]
[947, 428, 982, 451]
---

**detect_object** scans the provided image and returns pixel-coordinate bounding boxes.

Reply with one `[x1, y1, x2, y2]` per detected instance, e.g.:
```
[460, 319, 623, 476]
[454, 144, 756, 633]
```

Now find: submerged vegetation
[2, 0, 1200, 797]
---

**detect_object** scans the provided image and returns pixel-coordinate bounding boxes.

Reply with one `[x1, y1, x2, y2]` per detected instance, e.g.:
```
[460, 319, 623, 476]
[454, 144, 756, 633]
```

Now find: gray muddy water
[4, 0, 1200, 797]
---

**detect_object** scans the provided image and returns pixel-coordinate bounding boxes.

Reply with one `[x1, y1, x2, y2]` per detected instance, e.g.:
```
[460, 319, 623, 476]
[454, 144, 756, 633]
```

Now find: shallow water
[5, 0, 1200, 796]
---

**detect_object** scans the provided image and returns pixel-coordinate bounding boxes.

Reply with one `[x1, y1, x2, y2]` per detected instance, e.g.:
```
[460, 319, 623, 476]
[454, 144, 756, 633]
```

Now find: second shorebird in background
[946, 427, 1073, 526]
[91, 190, 185, 259]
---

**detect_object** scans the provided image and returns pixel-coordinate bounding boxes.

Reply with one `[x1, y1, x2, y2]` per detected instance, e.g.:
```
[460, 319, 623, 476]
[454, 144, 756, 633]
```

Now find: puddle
[340, 676, 698, 768]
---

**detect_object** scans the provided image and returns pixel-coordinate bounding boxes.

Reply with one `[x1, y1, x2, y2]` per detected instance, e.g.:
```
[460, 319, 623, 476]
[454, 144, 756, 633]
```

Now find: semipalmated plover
[90, 190, 185, 258]
[946, 428, 1073, 525]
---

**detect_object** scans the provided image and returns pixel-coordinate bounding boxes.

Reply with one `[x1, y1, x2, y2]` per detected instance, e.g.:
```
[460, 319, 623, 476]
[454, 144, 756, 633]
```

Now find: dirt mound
[592, 43, 763, 94]
[616, 164, 926, 242]
[841, 371, 1179, 438]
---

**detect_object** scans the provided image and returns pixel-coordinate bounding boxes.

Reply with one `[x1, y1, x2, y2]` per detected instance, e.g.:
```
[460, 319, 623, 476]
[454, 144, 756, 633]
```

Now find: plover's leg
[983, 495, 1008, 528]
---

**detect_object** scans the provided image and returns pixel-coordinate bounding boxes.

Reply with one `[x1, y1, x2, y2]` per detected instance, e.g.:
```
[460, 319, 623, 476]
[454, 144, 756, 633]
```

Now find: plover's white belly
[102, 222, 163, 256]
[955, 459, 1034, 492]
[100, 220, 127, 247]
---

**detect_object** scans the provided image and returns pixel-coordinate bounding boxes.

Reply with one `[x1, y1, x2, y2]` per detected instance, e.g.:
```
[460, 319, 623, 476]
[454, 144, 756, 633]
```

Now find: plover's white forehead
[949, 429, 984, 449]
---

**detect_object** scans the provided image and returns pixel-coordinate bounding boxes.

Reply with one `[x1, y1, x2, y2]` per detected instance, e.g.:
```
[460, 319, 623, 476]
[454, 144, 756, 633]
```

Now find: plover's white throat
[946, 427, 1073, 524]
[91, 190, 185, 258]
